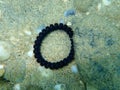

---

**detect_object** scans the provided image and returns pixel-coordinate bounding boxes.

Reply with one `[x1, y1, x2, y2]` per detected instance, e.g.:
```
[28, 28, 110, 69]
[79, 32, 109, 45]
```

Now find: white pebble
[59, 19, 65, 24]
[62, 0, 68, 2]
[97, 3, 102, 11]
[71, 65, 78, 73]
[0, 41, 11, 61]
[13, 84, 20, 90]
[24, 30, 31, 35]
[86, 12, 90, 15]
[36, 24, 46, 33]
[0, 65, 4, 69]
[67, 22, 72, 26]
[38, 66, 52, 77]
[0, 64, 5, 77]
[54, 84, 66, 90]
[64, 9, 75, 17]
[27, 49, 33, 57]
[102, 0, 111, 6]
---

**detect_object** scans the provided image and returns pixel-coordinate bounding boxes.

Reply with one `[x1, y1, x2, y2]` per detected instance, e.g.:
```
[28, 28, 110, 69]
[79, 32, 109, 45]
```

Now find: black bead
[54, 23, 59, 30]
[58, 23, 63, 29]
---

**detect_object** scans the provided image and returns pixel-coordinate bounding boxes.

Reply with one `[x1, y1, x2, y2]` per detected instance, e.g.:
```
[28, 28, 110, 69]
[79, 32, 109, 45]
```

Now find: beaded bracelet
[33, 23, 74, 69]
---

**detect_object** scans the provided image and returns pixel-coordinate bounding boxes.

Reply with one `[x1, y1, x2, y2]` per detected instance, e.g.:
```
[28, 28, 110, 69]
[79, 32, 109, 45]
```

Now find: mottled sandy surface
[0, 0, 120, 90]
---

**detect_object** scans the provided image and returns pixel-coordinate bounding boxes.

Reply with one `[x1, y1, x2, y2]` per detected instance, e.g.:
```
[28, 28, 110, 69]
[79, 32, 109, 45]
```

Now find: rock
[100, 0, 120, 20]
[73, 14, 120, 90]
[71, 65, 78, 74]
[13, 83, 21, 90]
[36, 24, 46, 34]
[73, 0, 95, 12]
[0, 41, 11, 61]
[54, 84, 66, 90]
[59, 19, 65, 24]
[4, 59, 26, 83]
[64, 9, 75, 17]
[0, 65, 5, 77]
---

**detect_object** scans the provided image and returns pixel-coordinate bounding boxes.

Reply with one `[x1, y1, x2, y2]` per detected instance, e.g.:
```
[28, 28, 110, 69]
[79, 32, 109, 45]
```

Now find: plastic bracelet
[33, 23, 74, 69]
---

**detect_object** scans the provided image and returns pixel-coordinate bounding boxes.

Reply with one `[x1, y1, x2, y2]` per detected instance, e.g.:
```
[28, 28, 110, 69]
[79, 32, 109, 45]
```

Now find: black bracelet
[33, 23, 74, 69]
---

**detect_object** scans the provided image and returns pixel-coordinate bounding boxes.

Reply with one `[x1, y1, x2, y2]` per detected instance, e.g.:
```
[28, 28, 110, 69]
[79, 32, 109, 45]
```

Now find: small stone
[64, 9, 75, 17]
[13, 84, 20, 90]
[54, 84, 66, 90]
[24, 30, 31, 35]
[62, 0, 68, 3]
[0, 65, 4, 69]
[59, 19, 65, 24]
[67, 22, 72, 26]
[4, 59, 26, 83]
[97, 3, 102, 11]
[73, 0, 93, 12]
[102, 0, 111, 6]
[36, 24, 46, 33]
[0, 41, 11, 61]
[37, 66, 53, 77]
[86, 12, 90, 15]
[0, 64, 5, 77]
[71, 65, 78, 73]
[27, 47, 33, 57]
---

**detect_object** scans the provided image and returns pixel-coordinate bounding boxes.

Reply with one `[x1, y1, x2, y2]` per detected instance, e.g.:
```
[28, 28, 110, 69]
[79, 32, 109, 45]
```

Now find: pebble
[4, 59, 26, 83]
[102, 0, 111, 6]
[62, 0, 68, 3]
[0, 65, 4, 69]
[0, 41, 11, 61]
[24, 30, 31, 35]
[67, 22, 72, 26]
[97, 3, 102, 11]
[36, 24, 46, 33]
[64, 9, 75, 17]
[13, 84, 21, 90]
[54, 84, 66, 90]
[71, 65, 78, 73]
[59, 19, 65, 24]
[86, 12, 90, 15]
[0, 64, 5, 77]
[27, 47, 33, 57]
[38, 66, 53, 77]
